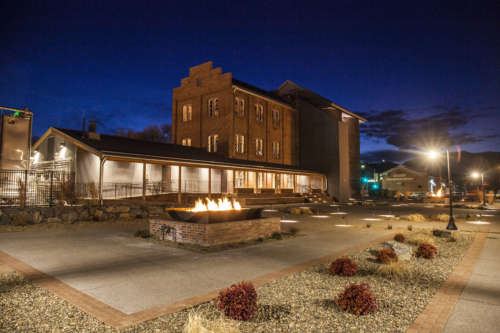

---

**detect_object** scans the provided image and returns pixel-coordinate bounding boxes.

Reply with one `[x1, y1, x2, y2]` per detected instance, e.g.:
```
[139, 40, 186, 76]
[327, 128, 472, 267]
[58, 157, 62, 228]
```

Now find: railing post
[24, 169, 28, 207]
[49, 171, 54, 207]
[142, 162, 146, 201]
[208, 168, 212, 198]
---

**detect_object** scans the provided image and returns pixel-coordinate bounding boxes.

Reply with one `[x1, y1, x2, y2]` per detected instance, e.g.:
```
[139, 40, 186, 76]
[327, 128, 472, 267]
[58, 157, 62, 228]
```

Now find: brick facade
[172, 61, 298, 166]
[150, 217, 280, 247]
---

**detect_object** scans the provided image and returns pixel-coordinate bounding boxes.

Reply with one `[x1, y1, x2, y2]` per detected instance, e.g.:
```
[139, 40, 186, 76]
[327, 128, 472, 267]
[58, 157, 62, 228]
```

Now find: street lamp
[427, 149, 457, 230]
[471, 171, 485, 206]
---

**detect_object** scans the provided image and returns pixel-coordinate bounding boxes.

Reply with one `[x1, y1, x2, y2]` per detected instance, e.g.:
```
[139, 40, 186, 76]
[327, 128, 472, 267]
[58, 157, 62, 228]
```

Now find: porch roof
[45, 127, 321, 175]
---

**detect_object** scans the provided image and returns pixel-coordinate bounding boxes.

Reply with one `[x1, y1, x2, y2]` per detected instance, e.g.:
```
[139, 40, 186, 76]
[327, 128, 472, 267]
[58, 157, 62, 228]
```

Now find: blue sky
[1, 0, 499, 161]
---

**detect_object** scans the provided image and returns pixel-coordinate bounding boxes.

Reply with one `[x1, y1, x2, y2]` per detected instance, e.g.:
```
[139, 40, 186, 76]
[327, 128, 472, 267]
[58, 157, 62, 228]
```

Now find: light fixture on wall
[58, 142, 67, 160]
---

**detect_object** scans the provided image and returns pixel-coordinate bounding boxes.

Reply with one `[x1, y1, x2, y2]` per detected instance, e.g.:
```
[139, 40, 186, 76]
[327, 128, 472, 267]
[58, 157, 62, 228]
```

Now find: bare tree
[115, 124, 171, 143]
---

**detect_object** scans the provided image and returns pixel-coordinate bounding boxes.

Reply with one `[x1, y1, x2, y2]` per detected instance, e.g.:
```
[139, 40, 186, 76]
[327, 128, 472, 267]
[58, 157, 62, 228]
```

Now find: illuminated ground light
[362, 218, 381, 221]
[466, 221, 491, 225]
[335, 224, 352, 227]
[263, 209, 279, 212]
[424, 205, 434, 208]
[392, 204, 408, 207]
[281, 219, 298, 223]
[330, 204, 339, 207]
[312, 215, 329, 218]
[477, 214, 494, 217]
[330, 212, 348, 215]
[299, 206, 311, 209]
[378, 214, 395, 218]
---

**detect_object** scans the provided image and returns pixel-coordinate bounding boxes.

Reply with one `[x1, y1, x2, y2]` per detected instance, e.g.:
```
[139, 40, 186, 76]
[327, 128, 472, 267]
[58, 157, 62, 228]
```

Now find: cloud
[360, 105, 492, 150]
[360, 149, 416, 163]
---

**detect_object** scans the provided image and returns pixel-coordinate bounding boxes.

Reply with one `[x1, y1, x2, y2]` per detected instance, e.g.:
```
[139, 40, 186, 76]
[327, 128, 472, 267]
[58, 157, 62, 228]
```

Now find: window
[272, 109, 280, 127]
[272, 141, 280, 159]
[182, 104, 192, 122]
[234, 134, 245, 154]
[208, 134, 218, 152]
[255, 138, 263, 156]
[208, 98, 219, 117]
[234, 97, 245, 116]
[181, 138, 191, 146]
[255, 104, 264, 122]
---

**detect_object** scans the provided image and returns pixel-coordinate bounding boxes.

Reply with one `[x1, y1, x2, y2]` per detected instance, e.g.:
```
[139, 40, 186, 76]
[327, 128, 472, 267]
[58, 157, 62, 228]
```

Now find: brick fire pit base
[150, 217, 281, 247]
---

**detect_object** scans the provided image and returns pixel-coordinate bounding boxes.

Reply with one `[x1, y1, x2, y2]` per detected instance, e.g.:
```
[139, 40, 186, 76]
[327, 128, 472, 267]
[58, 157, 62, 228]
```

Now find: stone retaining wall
[150, 217, 280, 247]
[0, 203, 178, 226]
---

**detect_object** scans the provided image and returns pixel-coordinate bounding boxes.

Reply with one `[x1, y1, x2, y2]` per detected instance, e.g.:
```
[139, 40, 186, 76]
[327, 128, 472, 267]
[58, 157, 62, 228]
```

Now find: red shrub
[329, 258, 357, 276]
[394, 233, 405, 243]
[377, 249, 398, 263]
[336, 283, 377, 315]
[416, 243, 438, 259]
[216, 281, 257, 321]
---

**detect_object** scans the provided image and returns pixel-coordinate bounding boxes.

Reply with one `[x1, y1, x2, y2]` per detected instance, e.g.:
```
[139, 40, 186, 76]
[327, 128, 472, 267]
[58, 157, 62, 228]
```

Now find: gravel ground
[0, 231, 473, 333]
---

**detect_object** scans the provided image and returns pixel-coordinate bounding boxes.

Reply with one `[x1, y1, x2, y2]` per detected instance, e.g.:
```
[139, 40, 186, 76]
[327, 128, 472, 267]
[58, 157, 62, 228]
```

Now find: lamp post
[428, 149, 457, 230]
[471, 171, 485, 206]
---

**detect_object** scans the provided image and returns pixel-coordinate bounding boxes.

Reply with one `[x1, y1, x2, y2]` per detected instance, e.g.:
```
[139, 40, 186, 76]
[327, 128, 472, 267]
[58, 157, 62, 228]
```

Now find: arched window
[208, 98, 219, 117]
[255, 104, 264, 122]
[182, 104, 192, 122]
[235, 97, 245, 116]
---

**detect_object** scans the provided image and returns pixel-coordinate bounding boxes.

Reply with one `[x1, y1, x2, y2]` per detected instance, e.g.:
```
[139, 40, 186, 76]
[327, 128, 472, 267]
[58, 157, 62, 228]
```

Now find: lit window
[272, 109, 280, 127]
[182, 104, 192, 122]
[255, 104, 264, 122]
[234, 97, 245, 117]
[272, 141, 280, 159]
[208, 134, 218, 152]
[234, 134, 245, 154]
[208, 98, 219, 117]
[255, 138, 263, 156]
[181, 138, 191, 146]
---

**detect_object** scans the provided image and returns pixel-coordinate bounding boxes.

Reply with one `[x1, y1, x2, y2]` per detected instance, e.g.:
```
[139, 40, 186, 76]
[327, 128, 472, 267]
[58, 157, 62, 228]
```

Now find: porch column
[178, 165, 182, 204]
[308, 175, 312, 193]
[254, 172, 258, 194]
[321, 175, 325, 193]
[208, 168, 212, 198]
[142, 162, 146, 201]
[232, 169, 236, 194]
[293, 174, 297, 193]
[98, 157, 106, 206]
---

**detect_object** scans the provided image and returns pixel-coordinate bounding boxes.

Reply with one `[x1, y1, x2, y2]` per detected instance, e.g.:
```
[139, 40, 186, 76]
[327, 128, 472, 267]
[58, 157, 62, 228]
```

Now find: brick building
[172, 62, 365, 200]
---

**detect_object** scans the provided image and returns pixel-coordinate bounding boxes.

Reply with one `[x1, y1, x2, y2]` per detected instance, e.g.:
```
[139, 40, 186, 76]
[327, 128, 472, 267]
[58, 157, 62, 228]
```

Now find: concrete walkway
[0, 221, 387, 315]
[443, 232, 500, 333]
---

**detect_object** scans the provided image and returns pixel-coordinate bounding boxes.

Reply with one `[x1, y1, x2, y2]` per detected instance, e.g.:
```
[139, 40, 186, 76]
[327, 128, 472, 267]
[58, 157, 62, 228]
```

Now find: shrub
[217, 281, 257, 321]
[329, 258, 357, 276]
[336, 283, 377, 315]
[394, 233, 405, 243]
[183, 310, 240, 333]
[407, 214, 426, 222]
[407, 233, 435, 246]
[134, 229, 151, 238]
[366, 223, 371, 228]
[416, 243, 438, 259]
[436, 213, 450, 222]
[407, 225, 413, 231]
[288, 227, 299, 236]
[376, 261, 410, 279]
[271, 232, 282, 240]
[377, 249, 398, 264]
[387, 224, 393, 230]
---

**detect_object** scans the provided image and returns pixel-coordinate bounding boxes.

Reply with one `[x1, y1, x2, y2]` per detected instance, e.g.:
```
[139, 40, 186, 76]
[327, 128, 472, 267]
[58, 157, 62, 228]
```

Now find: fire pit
[150, 197, 279, 247]
[167, 207, 262, 223]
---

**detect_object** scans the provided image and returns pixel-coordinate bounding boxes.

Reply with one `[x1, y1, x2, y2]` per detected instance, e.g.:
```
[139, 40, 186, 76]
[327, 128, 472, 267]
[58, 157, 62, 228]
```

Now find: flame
[432, 188, 443, 197]
[191, 197, 242, 212]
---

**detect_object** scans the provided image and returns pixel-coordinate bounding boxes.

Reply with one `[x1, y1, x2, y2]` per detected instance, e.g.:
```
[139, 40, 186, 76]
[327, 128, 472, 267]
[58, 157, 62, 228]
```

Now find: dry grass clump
[376, 261, 411, 280]
[436, 214, 450, 222]
[0, 272, 25, 292]
[183, 310, 240, 333]
[407, 232, 435, 246]
[406, 214, 426, 222]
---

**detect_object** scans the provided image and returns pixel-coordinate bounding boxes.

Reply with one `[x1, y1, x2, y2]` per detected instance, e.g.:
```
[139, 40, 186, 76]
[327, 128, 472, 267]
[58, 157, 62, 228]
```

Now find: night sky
[2, 1, 499, 162]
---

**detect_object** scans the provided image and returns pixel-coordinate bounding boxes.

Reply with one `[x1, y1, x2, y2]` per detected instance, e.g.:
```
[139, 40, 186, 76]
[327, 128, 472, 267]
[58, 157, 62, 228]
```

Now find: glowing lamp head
[427, 151, 439, 159]
[471, 172, 480, 179]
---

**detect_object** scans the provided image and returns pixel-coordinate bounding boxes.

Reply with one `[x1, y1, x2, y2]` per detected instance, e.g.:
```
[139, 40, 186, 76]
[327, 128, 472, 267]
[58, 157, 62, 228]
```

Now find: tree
[115, 124, 171, 143]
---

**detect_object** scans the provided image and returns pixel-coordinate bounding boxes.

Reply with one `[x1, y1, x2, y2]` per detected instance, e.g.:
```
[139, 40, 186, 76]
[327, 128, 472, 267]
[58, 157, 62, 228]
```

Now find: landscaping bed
[1, 229, 474, 332]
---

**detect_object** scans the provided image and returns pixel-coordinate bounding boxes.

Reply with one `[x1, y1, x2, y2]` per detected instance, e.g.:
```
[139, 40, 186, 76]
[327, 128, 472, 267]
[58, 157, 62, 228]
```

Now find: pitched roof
[46, 127, 318, 174]
[232, 78, 292, 107]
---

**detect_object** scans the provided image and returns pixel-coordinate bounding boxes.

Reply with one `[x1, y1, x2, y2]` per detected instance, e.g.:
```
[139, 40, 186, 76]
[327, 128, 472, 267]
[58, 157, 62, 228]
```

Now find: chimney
[87, 120, 100, 140]
[88, 120, 97, 132]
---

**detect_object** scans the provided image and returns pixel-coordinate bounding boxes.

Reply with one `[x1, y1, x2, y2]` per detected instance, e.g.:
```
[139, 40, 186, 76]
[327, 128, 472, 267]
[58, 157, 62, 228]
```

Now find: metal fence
[0, 170, 74, 207]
